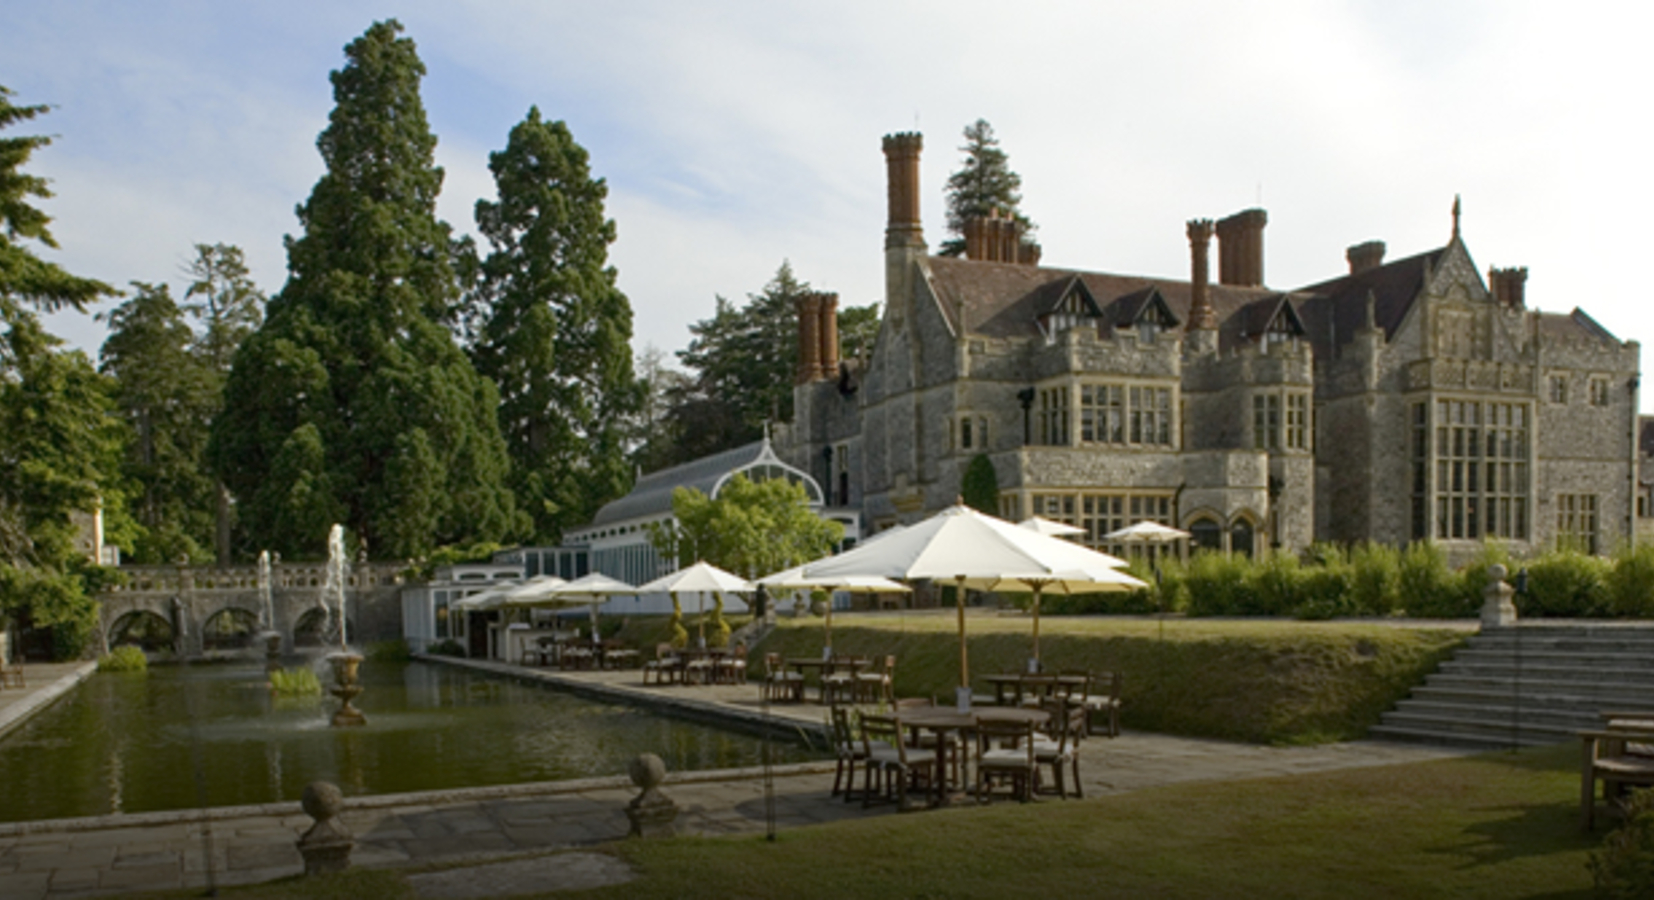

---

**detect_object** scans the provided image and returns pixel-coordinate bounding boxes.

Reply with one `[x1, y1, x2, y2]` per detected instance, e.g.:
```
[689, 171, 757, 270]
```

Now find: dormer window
[1139, 320, 1160, 345]
[1038, 277, 1103, 344]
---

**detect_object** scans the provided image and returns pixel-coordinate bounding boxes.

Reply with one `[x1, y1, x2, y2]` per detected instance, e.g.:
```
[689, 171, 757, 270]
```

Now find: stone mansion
[773, 132, 1641, 561]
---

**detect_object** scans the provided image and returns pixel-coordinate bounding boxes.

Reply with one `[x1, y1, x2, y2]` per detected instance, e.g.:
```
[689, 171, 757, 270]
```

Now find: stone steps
[1371, 622, 1654, 749]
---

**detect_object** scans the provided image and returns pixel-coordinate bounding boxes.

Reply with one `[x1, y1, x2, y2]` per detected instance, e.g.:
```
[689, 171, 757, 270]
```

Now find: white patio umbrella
[544, 572, 639, 636]
[801, 504, 1130, 688]
[638, 561, 754, 647]
[1104, 520, 1192, 640]
[493, 575, 572, 606]
[449, 580, 520, 612]
[1018, 516, 1086, 538]
[757, 565, 911, 650]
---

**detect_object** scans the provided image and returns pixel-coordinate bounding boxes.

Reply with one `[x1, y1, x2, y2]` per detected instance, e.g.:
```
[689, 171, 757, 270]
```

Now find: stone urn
[327, 652, 366, 728]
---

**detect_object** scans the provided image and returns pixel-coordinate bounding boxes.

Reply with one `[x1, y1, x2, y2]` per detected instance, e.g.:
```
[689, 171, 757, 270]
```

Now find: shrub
[269, 666, 323, 695]
[1590, 787, 1654, 899]
[1454, 540, 1515, 609]
[1296, 554, 1355, 620]
[426, 638, 466, 657]
[1246, 552, 1307, 617]
[1606, 543, 1654, 618]
[1184, 550, 1255, 616]
[1348, 542, 1401, 616]
[366, 639, 412, 663]
[97, 645, 148, 673]
[1397, 542, 1471, 618]
[1522, 550, 1609, 618]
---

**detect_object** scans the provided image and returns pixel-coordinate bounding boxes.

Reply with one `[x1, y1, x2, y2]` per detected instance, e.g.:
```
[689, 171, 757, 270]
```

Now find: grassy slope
[756, 614, 1469, 744]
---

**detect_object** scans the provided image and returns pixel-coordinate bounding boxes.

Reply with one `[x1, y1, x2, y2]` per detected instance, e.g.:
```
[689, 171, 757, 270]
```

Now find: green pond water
[0, 659, 824, 823]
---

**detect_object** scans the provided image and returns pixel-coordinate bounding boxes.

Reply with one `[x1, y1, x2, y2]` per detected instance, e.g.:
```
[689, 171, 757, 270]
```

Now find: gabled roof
[1235, 294, 1305, 342]
[586, 438, 823, 529]
[926, 256, 1275, 343]
[1107, 286, 1182, 331]
[1293, 246, 1444, 357]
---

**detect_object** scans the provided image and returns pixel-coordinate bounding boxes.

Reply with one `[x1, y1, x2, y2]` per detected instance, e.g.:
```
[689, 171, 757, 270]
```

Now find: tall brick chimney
[882, 133, 925, 250]
[1187, 219, 1216, 330]
[795, 293, 824, 384]
[1215, 208, 1267, 287]
[817, 292, 840, 379]
[1489, 266, 1528, 308]
[1346, 241, 1386, 275]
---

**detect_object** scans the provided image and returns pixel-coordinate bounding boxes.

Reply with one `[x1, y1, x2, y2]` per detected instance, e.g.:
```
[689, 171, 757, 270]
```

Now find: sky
[5, 1, 1652, 405]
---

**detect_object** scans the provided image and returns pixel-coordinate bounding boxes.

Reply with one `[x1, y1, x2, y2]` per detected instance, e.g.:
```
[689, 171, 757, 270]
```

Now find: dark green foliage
[469, 108, 641, 543]
[96, 645, 148, 673]
[1183, 551, 1256, 616]
[1521, 549, 1609, 618]
[1396, 542, 1474, 618]
[210, 20, 523, 559]
[1591, 787, 1654, 899]
[960, 453, 998, 513]
[426, 638, 466, 657]
[98, 282, 219, 563]
[662, 263, 878, 467]
[0, 86, 115, 315]
[1605, 543, 1654, 617]
[653, 473, 843, 578]
[182, 244, 264, 375]
[1348, 541, 1402, 616]
[0, 310, 128, 656]
[939, 119, 1034, 258]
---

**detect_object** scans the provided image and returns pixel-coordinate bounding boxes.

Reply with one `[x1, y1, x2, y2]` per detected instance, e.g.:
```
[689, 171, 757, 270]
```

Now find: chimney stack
[1187, 219, 1216, 330]
[1489, 266, 1528, 308]
[882, 133, 925, 250]
[795, 293, 824, 384]
[1215, 208, 1267, 287]
[963, 210, 1039, 264]
[817, 292, 840, 379]
[1346, 241, 1386, 275]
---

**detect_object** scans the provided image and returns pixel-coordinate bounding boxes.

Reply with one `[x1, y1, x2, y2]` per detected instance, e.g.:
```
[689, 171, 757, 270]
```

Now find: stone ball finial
[629, 754, 666, 791]
[1488, 563, 1508, 584]
[302, 781, 345, 822]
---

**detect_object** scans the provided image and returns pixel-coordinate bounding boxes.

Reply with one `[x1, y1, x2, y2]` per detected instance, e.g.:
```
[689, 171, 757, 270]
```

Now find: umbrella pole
[824, 592, 833, 653]
[956, 575, 969, 689]
[1032, 584, 1043, 671]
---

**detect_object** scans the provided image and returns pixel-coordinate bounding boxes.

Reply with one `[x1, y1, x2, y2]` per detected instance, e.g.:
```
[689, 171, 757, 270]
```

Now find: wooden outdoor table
[981, 673, 1087, 706]
[896, 706, 1050, 805]
[787, 657, 872, 702]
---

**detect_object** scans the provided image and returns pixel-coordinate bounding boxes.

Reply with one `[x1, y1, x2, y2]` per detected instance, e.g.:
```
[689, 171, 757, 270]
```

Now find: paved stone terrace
[0, 656, 1472, 899]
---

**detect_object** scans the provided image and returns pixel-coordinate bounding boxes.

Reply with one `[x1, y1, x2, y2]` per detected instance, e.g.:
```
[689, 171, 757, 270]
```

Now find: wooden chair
[641, 643, 680, 686]
[820, 656, 863, 706]
[0, 663, 22, 689]
[1068, 669, 1122, 737]
[715, 644, 748, 685]
[762, 653, 803, 702]
[975, 717, 1038, 803]
[1034, 698, 1084, 799]
[829, 705, 887, 802]
[855, 655, 896, 704]
[860, 713, 939, 811]
[1582, 718, 1654, 830]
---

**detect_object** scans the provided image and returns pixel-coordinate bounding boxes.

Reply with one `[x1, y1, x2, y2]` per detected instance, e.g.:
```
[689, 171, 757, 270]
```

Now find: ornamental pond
[0, 659, 824, 824]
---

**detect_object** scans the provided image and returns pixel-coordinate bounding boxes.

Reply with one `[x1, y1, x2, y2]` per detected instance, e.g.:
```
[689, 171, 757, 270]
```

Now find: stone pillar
[795, 293, 823, 384]
[817, 292, 840, 381]
[625, 753, 678, 838]
[1480, 563, 1518, 629]
[295, 782, 354, 876]
[882, 132, 925, 250]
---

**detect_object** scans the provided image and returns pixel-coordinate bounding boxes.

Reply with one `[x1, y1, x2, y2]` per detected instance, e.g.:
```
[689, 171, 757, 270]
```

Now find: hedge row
[1040, 542, 1654, 621]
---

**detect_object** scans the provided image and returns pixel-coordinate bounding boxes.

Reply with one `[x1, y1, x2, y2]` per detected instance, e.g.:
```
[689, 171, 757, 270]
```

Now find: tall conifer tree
[211, 20, 523, 559]
[940, 119, 1034, 258]
[470, 108, 641, 542]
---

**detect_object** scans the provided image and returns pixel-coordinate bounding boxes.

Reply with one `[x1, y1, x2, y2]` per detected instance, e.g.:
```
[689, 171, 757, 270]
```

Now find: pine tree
[0, 85, 123, 657]
[98, 282, 218, 563]
[469, 108, 642, 543]
[181, 243, 264, 562]
[940, 119, 1033, 258]
[210, 20, 523, 559]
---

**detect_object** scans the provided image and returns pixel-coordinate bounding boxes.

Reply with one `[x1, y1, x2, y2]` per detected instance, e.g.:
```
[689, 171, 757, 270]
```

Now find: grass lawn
[145, 742, 1607, 900]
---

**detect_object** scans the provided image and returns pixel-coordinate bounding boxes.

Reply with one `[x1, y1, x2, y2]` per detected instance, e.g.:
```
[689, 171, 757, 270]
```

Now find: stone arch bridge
[98, 561, 408, 658]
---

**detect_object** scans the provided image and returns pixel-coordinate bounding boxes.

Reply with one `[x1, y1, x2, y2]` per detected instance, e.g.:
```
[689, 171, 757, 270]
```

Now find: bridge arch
[106, 609, 174, 652]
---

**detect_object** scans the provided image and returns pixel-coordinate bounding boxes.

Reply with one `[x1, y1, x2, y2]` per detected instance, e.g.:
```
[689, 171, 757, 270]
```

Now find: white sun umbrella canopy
[637, 561, 754, 647]
[542, 572, 639, 640]
[1103, 521, 1192, 543]
[1018, 516, 1086, 538]
[757, 566, 911, 651]
[801, 504, 1130, 687]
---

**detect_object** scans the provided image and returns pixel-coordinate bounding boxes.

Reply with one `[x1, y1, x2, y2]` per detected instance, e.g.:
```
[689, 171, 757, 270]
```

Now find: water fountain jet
[321, 525, 365, 727]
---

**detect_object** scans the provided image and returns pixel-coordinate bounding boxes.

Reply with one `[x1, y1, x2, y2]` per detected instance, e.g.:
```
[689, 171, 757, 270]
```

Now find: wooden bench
[1580, 718, 1654, 830]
